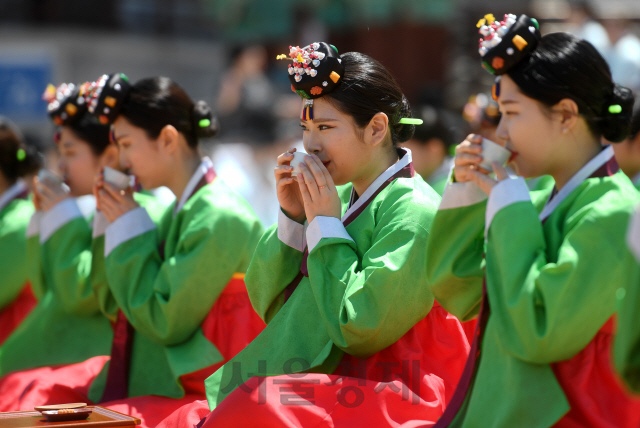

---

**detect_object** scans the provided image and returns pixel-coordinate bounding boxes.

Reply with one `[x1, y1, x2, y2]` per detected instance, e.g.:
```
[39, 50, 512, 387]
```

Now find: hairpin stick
[608, 104, 622, 114]
[398, 118, 424, 125]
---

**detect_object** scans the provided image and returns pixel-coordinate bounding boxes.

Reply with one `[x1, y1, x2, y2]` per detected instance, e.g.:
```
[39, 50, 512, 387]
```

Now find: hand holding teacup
[296, 154, 341, 224]
[94, 166, 138, 222]
[34, 170, 69, 212]
[275, 148, 306, 224]
[453, 134, 511, 195]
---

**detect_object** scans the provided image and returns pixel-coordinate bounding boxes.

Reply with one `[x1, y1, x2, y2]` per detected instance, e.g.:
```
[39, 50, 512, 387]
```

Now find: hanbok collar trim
[0, 179, 28, 213]
[539, 145, 615, 221]
[344, 147, 413, 220]
[175, 157, 216, 215]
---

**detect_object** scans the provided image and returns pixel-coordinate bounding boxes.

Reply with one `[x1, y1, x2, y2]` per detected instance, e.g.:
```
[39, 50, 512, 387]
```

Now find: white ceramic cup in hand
[37, 169, 69, 194]
[289, 151, 308, 177]
[37, 169, 63, 186]
[479, 138, 512, 172]
[103, 166, 131, 191]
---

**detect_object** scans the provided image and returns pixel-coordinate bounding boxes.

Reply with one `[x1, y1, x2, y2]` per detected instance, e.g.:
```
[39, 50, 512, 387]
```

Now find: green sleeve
[90, 234, 117, 321]
[105, 199, 263, 346]
[485, 180, 632, 364]
[27, 235, 46, 300]
[426, 200, 486, 322]
[25, 211, 45, 299]
[614, 207, 640, 393]
[0, 205, 31, 309]
[41, 216, 101, 316]
[245, 223, 304, 324]
[306, 210, 434, 359]
[614, 258, 640, 394]
[90, 194, 170, 322]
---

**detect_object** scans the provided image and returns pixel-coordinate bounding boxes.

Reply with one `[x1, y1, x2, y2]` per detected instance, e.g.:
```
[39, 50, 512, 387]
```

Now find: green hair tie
[608, 104, 622, 114]
[398, 118, 424, 125]
[198, 119, 211, 128]
[16, 148, 26, 161]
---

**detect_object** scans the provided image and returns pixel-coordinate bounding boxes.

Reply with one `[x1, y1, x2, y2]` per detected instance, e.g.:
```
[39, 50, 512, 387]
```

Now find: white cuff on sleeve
[105, 207, 156, 257]
[306, 216, 354, 252]
[485, 177, 531, 236]
[627, 205, 640, 262]
[26, 211, 43, 238]
[439, 181, 488, 210]
[40, 199, 83, 243]
[277, 208, 306, 252]
[92, 211, 110, 238]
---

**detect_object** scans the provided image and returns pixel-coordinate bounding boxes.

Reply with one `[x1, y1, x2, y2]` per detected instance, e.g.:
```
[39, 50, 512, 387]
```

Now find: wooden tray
[0, 406, 140, 427]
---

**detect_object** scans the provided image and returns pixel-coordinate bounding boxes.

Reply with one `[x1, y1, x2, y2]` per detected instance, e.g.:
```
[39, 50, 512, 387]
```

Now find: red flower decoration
[310, 86, 323, 96]
[492, 56, 505, 69]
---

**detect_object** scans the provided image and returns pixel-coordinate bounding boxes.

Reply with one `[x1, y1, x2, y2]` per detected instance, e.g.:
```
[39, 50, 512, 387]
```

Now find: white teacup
[479, 138, 512, 172]
[103, 166, 131, 191]
[289, 151, 308, 177]
[37, 169, 63, 186]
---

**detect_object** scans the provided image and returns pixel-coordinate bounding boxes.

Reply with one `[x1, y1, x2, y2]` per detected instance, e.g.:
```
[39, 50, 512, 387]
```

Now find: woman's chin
[330, 173, 345, 187]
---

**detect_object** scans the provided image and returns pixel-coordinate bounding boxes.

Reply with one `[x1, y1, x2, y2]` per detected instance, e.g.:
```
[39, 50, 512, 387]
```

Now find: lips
[507, 151, 519, 163]
[322, 161, 331, 168]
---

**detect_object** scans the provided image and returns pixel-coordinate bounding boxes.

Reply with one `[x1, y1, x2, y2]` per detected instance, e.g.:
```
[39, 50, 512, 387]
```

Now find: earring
[562, 128, 567, 134]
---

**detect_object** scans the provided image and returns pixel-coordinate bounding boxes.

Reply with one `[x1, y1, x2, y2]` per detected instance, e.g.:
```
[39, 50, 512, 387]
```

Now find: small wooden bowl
[34, 403, 87, 412]
[41, 408, 93, 422]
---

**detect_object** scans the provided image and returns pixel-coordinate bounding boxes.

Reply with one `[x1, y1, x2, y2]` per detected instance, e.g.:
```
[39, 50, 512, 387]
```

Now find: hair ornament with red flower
[277, 42, 345, 120]
[42, 82, 91, 126]
[477, 13, 541, 75]
[84, 73, 132, 125]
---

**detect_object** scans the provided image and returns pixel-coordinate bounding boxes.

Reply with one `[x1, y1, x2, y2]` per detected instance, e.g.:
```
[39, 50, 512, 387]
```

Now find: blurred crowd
[2, 0, 640, 228]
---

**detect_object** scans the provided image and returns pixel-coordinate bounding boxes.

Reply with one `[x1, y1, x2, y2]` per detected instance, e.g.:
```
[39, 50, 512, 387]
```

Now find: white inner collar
[539, 146, 614, 221]
[174, 157, 214, 215]
[343, 147, 412, 221]
[0, 179, 28, 213]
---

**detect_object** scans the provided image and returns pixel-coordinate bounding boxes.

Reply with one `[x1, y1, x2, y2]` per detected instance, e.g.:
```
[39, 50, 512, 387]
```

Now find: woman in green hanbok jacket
[0, 82, 167, 412]
[0, 118, 40, 346]
[426, 13, 640, 428]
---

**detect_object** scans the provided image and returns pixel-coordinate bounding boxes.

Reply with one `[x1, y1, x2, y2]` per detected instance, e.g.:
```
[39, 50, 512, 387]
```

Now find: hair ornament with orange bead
[42, 82, 93, 126]
[84, 73, 132, 125]
[277, 42, 345, 120]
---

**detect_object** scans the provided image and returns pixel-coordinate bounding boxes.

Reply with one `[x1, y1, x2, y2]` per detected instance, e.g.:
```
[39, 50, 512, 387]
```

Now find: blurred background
[1, 0, 639, 226]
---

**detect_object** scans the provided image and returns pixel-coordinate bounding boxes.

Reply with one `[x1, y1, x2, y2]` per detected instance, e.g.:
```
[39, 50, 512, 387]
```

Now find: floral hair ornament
[477, 13, 541, 76]
[277, 42, 345, 120]
[85, 73, 131, 125]
[42, 82, 89, 126]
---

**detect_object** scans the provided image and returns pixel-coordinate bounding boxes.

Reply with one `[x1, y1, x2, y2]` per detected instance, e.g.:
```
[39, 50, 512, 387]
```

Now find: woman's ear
[365, 112, 389, 147]
[555, 98, 579, 133]
[99, 144, 121, 170]
[157, 125, 180, 155]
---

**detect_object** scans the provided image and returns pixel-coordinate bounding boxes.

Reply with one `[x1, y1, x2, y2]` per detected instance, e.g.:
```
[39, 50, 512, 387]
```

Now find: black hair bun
[285, 42, 345, 99]
[43, 83, 89, 126]
[192, 100, 219, 139]
[477, 14, 541, 75]
[601, 84, 635, 143]
[15, 144, 42, 178]
[86, 73, 132, 124]
[394, 95, 415, 144]
[0, 117, 42, 181]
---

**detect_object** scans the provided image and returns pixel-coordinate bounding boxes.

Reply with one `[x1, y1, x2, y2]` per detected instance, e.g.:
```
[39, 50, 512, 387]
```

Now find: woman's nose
[305, 134, 322, 154]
